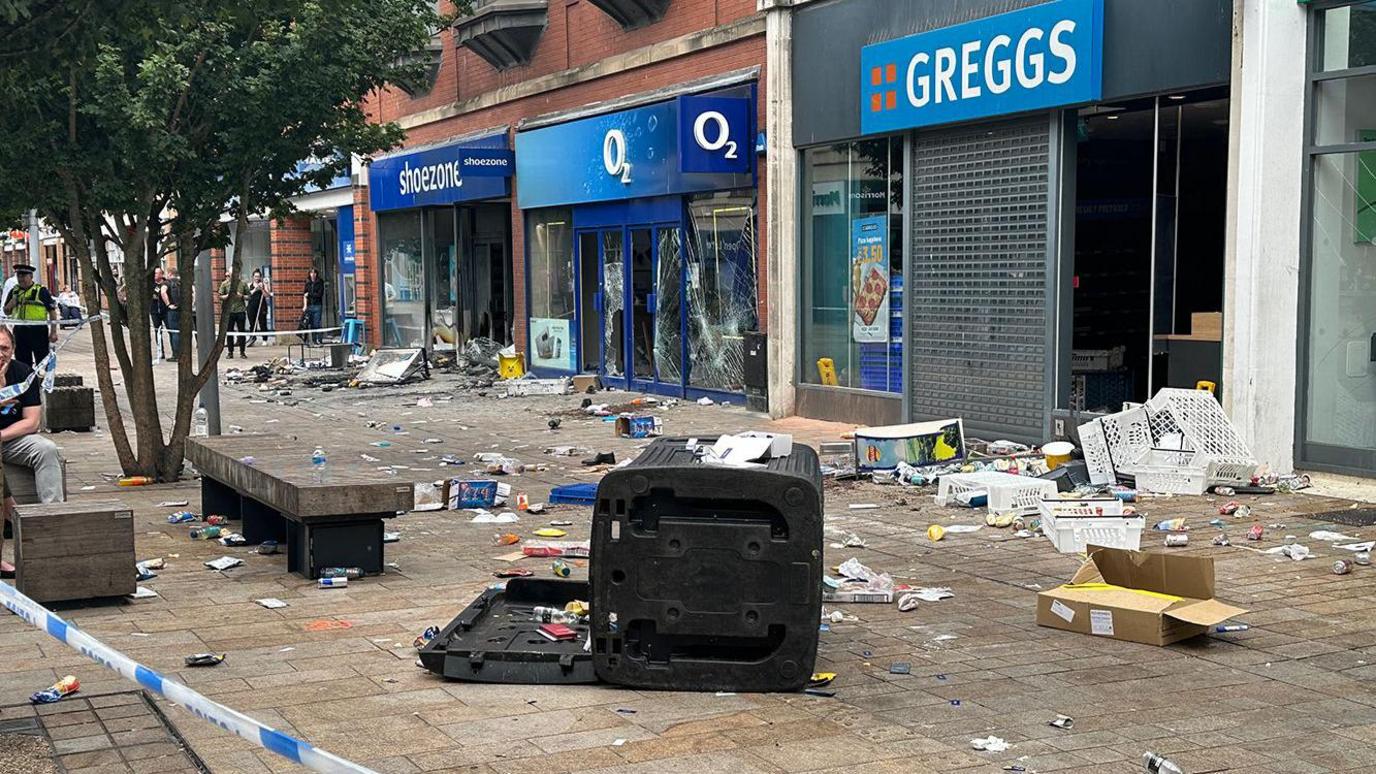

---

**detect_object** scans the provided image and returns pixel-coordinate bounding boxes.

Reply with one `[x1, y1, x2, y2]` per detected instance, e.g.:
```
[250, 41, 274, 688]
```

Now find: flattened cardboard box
[1036, 546, 1246, 646]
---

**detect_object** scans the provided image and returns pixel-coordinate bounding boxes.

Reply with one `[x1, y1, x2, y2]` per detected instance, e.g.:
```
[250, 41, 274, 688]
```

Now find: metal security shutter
[909, 117, 1051, 442]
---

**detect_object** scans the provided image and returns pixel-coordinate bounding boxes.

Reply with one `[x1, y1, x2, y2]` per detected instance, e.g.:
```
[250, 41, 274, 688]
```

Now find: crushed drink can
[1165, 533, 1189, 547]
[167, 512, 197, 524]
[1333, 559, 1354, 575]
[413, 625, 440, 649]
[1235, 505, 1252, 518]
[319, 567, 362, 580]
[1247, 524, 1264, 541]
[552, 559, 571, 578]
[1219, 501, 1240, 516]
[30, 675, 79, 704]
[1214, 486, 1235, 496]
[205, 515, 227, 526]
[1212, 534, 1230, 546]
[318, 577, 348, 588]
[1355, 551, 1372, 566]
[184, 653, 225, 667]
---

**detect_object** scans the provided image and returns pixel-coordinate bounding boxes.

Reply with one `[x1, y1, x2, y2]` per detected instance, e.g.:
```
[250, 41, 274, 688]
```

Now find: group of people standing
[215, 269, 273, 358]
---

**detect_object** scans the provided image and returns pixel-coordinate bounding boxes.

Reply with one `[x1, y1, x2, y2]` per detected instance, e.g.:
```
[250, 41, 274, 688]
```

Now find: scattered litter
[1268, 544, 1313, 561]
[1143, 751, 1184, 773]
[383, 532, 400, 543]
[256, 598, 289, 609]
[897, 593, 922, 612]
[137, 557, 165, 571]
[184, 653, 225, 667]
[204, 556, 243, 571]
[697, 397, 715, 406]
[469, 510, 519, 524]
[849, 503, 879, 510]
[943, 524, 982, 534]
[319, 577, 348, 588]
[258, 540, 280, 555]
[830, 532, 866, 549]
[166, 512, 197, 524]
[493, 568, 534, 578]
[157, 500, 190, 508]
[1310, 530, 1356, 542]
[533, 528, 568, 538]
[1338, 541, 1376, 552]
[615, 708, 638, 715]
[1049, 714, 1074, 729]
[413, 626, 440, 649]
[128, 586, 158, 599]
[927, 525, 946, 542]
[808, 673, 836, 687]
[970, 736, 1011, 753]
[888, 662, 911, 675]
[30, 676, 79, 705]
[908, 587, 954, 602]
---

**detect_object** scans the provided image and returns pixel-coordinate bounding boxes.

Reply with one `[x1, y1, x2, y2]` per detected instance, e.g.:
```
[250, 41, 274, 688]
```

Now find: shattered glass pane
[686, 192, 758, 391]
[654, 228, 683, 384]
[603, 232, 624, 378]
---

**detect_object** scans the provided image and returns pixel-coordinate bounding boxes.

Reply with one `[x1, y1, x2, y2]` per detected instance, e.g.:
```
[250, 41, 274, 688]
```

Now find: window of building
[799, 138, 904, 392]
[378, 210, 425, 348]
[685, 190, 758, 392]
[527, 208, 575, 371]
[1301, 1, 1376, 470]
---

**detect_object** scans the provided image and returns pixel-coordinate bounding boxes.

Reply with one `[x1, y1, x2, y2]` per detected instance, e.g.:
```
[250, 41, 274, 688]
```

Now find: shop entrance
[1068, 88, 1230, 413]
[576, 223, 682, 393]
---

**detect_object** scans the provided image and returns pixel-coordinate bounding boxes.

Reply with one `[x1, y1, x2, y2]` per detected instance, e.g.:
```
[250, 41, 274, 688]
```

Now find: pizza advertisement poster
[851, 215, 889, 343]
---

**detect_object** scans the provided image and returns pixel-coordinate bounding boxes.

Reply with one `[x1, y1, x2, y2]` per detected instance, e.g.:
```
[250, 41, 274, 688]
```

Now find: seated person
[0, 325, 64, 577]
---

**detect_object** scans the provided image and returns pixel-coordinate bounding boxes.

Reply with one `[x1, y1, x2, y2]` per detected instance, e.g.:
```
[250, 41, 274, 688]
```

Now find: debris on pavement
[203, 556, 243, 571]
[184, 653, 225, 667]
[30, 676, 79, 705]
[1049, 714, 1074, 729]
[256, 598, 288, 609]
[970, 736, 1011, 752]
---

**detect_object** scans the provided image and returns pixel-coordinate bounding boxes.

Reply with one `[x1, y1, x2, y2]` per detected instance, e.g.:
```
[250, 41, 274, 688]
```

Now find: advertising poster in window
[850, 215, 889, 343]
[530, 317, 573, 371]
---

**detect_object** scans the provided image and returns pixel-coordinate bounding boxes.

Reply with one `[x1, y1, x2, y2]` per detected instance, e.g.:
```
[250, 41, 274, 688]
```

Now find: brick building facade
[347, 0, 769, 400]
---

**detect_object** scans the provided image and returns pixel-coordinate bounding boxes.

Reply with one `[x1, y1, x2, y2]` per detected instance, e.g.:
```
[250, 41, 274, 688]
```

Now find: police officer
[2, 264, 58, 367]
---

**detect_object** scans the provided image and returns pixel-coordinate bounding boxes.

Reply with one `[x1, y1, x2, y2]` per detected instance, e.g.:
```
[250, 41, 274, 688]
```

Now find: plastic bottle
[312, 447, 327, 484]
[192, 406, 208, 438]
[1142, 752, 1184, 774]
[118, 476, 153, 486]
[189, 526, 221, 540]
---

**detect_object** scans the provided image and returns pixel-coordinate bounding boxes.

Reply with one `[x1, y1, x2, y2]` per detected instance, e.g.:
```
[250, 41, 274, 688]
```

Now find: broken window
[685, 191, 758, 392]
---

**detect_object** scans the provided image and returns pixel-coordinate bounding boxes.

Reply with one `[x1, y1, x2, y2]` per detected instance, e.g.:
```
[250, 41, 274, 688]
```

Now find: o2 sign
[603, 129, 632, 183]
[679, 96, 752, 174]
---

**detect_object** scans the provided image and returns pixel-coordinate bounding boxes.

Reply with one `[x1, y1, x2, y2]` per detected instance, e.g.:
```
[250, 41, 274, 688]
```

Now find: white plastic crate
[1099, 406, 1153, 475]
[1147, 388, 1257, 462]
[1038, 497, 1126, 520]
[1042, 511, 1145, 554]
[1077, 419, 1115, 485]
[935, 472, 1058, 515]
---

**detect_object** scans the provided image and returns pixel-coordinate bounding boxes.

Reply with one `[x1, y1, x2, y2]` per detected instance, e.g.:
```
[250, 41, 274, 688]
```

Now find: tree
[0, 0, 444, 480]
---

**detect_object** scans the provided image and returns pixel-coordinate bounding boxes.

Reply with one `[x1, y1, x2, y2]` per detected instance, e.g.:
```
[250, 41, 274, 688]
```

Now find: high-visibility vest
[11, 284, 50, 321]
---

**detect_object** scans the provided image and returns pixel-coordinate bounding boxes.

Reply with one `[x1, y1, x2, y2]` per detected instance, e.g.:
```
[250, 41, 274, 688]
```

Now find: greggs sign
[860, 0, 1103, 134]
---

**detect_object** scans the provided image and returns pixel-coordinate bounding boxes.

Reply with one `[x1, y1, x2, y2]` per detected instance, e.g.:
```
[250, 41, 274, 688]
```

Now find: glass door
[427, 207, 458, 350]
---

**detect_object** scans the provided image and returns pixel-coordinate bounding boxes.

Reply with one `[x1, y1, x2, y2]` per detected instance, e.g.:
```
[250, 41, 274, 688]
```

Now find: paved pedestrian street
[3, 333, 1376, 773]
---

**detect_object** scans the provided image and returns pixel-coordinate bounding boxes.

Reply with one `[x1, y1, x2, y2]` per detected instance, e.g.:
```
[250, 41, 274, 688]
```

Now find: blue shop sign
[515, 92, 755, 209]
[369, 133, 512, 212]
[860, 0, 1103, 135]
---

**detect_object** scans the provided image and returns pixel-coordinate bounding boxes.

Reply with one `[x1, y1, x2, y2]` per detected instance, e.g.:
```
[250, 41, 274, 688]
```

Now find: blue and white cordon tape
[0, 581, 377, 773]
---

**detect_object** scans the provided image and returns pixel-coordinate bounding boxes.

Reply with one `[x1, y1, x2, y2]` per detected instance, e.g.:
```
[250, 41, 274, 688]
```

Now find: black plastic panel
[590, 437, 823, 692]
[419, 578, 597, 684]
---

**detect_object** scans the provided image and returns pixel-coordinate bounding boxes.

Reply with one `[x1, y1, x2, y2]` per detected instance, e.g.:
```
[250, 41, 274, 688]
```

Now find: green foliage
[0, 0, 442, 478]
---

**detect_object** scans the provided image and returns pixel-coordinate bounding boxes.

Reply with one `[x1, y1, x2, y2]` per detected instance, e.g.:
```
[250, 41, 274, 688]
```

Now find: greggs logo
[860, 0, 1102, 133]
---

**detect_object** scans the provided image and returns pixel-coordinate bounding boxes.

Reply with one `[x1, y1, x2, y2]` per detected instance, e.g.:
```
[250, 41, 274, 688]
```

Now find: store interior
[1070, 87, 1230, 412]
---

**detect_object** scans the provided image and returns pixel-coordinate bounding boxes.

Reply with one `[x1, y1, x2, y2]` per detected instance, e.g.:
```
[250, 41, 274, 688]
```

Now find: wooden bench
[5, 460, 67, 505]
[186, 434, 414, 578]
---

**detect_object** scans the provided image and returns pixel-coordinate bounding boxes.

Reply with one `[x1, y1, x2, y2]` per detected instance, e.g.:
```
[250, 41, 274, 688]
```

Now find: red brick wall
[269, 217, 314, 329]
[353, 185, 381, 349]
[370, 0, 760, 124]
[209, 248, 228, 316]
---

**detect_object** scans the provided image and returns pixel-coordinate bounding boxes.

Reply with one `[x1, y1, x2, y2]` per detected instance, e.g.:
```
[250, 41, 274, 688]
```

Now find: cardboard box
[615, 415, 663, 439]
[570, 374, 601, 393]
[446, 480, 508, 510]
[1036, 546, 1246, 646]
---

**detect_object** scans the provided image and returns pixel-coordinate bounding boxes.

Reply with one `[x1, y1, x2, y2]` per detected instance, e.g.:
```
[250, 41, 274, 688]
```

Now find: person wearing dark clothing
[149, 267, 169, 361]
[0, 325, 65, 576]
[245, 270, 271, 345]
[302, 269, 325, 344]
[3, 264, 59, 368]
[163, 266, 183, 355]
[219, 277, 249, 358]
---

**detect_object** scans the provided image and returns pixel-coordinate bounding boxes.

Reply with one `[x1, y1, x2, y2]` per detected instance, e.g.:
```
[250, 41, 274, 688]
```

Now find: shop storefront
[291, 164, 356, 332]
[368, 132, 515, 350]
[516, 84, 760, 400]
[1298, 0, 1376, 475]
[788, 0, 1232, 440]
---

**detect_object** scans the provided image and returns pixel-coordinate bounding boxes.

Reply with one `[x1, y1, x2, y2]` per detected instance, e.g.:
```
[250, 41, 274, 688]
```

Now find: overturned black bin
[589, 436, 823, 693]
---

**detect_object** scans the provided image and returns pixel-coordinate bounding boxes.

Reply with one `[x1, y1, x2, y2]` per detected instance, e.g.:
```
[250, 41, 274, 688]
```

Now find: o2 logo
[603, 129, 632, 184]
[692, 111, 738, 159]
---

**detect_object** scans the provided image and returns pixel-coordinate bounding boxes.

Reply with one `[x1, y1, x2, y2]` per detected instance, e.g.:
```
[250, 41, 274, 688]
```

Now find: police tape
[175, 325, 345, 338]
[0, 580, 378, 774]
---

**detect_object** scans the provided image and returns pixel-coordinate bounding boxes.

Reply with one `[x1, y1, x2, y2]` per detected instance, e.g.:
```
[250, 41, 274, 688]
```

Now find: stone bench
[186, 434, 414, 579]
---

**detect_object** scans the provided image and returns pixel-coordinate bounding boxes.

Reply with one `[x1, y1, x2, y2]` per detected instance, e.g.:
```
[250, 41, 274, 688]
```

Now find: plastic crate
[1041, 512, 1145, 554]
[1076, 419, 1116, 485]
[1038, 497, 1125, 520]
[589, 437, 822, 693]
[1072, 371, 1134, 413]
[1099, 406, 1153, 474]
[935, 472, 1058, 515]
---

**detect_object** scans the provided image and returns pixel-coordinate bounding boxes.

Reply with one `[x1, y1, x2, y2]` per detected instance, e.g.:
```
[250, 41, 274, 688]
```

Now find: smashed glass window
[685, 191, 758, 392]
